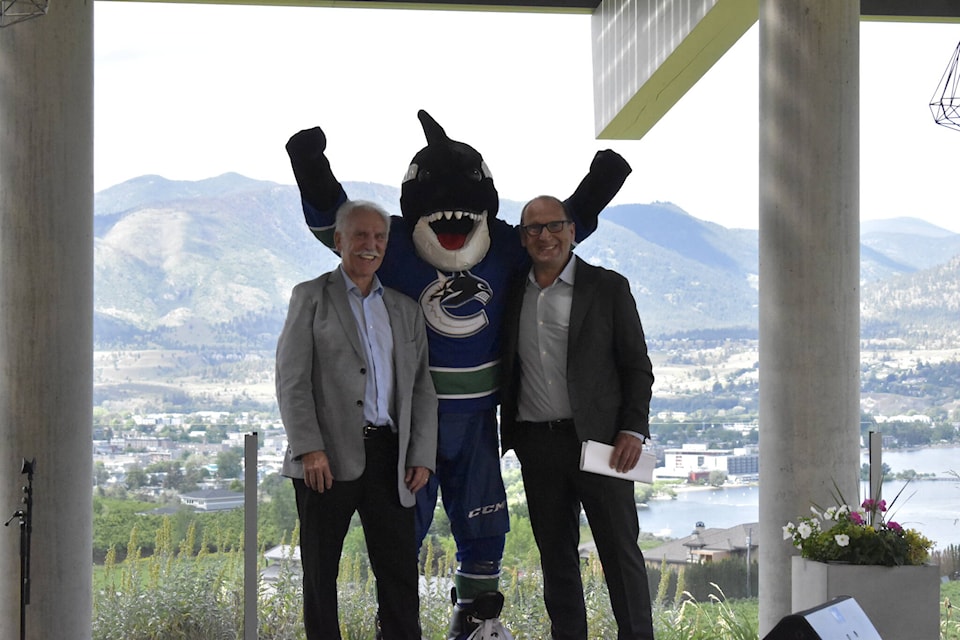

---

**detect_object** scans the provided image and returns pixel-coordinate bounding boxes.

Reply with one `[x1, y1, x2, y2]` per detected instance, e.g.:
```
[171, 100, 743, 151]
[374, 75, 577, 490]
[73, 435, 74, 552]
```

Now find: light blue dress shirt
[341, 266, 395, 428]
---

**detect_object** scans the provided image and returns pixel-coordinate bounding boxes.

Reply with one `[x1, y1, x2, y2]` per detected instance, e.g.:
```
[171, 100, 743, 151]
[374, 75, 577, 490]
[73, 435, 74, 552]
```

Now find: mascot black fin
[418, 109, 451, 146]
[401, 111, 500, 227]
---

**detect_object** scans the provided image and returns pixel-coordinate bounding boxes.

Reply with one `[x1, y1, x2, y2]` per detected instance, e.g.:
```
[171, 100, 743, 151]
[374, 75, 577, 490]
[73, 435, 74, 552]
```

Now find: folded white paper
[579, 440, 655, 484]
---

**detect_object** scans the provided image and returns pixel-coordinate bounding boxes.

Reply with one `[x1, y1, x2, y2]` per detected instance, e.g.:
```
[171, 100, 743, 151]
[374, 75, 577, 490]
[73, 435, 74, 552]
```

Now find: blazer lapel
[568, 256, 597, 349]
[327, 268, 365, 360]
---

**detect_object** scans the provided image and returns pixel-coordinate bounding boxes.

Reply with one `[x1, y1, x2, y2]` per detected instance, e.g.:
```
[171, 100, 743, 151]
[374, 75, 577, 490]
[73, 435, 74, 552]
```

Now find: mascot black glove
[590, 149, 632, 184]
[564, 149, 632, 235]
[285, 126, 346, 213]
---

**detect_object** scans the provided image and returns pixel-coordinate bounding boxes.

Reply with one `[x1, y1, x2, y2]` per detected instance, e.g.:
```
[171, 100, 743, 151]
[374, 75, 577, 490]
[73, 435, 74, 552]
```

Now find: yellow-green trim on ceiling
[596, 0, 758, 141]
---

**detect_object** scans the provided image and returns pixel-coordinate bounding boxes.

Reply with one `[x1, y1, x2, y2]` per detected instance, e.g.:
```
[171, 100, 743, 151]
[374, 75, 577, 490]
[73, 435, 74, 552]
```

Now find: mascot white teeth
[411, 210, 490, 272]
[286, 109, 631, 640]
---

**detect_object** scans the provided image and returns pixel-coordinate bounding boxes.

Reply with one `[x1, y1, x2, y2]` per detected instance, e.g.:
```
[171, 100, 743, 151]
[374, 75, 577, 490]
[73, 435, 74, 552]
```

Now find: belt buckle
[363, 423, 391, 439]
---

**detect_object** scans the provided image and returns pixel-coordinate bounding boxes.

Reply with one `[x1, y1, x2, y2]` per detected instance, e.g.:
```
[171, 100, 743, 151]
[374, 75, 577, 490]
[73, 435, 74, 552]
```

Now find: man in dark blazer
[500, 195, 655, 640]
[276, 200, 438, 640]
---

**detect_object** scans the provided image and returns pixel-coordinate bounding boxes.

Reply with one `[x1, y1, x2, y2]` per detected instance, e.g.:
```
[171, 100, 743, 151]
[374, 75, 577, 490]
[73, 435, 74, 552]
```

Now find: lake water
[638, 446, 960, 549]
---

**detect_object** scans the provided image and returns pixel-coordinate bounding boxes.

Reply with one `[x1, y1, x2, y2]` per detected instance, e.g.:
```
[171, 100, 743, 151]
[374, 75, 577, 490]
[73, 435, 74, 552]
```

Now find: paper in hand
[579, 439, 655, 484]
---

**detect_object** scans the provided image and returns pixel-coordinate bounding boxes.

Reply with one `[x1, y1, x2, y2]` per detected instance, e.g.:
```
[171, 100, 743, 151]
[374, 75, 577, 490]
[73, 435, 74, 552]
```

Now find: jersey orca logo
[420, 271, 492, 337]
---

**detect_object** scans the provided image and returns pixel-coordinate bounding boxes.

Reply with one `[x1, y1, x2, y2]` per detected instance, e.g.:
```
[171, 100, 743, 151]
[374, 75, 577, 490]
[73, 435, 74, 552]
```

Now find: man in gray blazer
[276, 200, 438, 640]
[499, 195, 655, 640]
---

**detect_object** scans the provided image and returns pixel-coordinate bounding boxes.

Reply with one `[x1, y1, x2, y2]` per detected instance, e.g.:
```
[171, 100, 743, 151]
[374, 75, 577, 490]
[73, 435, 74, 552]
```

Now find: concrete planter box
[791, 557, 939, 640]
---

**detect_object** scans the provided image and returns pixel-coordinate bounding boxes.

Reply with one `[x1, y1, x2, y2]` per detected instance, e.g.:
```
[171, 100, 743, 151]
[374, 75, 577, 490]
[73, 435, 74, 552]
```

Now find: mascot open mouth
[427, 210, 485, 250]
[412, 210, 490, 273]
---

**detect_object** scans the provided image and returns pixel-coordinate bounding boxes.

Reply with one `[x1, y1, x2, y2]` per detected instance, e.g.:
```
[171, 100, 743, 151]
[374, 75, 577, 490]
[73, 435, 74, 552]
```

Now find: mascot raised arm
[286, 110, 630, 639]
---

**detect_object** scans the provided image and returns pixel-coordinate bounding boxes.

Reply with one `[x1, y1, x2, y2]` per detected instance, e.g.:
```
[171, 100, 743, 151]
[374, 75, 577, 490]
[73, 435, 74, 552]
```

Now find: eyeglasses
[520, 220, 571, 237]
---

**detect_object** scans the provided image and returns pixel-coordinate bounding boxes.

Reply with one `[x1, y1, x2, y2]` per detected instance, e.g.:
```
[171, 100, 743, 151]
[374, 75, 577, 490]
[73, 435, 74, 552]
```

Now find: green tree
[708, 470, 728, 487]
[94, 461, 110, 487]
[503, 515, 539, 570]
[860, 461, 891, 481]
[656, 557, 672, 605]
[216, 447, 243, 479]
[124, 464, 148, 490]
[257, 473, 299, 549]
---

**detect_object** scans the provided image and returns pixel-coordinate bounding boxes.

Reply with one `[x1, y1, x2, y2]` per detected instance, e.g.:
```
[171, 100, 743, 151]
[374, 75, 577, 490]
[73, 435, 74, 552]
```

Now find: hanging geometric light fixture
[0, 0, 48, 28]
[930, 40, 960, 132]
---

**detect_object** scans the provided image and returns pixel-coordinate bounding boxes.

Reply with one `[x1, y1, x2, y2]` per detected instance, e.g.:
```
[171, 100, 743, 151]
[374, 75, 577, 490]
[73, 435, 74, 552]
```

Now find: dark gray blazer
[499, 255, 654, 454]
[276, 267, 438, 507]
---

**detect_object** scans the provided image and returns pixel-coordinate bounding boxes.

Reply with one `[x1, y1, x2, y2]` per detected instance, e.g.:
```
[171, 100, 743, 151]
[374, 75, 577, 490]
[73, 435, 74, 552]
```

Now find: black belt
[363, 423, 395, 439]
[519, 419, 574, 431]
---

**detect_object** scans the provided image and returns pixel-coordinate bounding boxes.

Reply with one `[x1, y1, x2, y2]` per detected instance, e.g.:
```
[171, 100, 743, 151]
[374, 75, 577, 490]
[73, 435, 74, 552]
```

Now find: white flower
[824, 506, 838, 520]
[783, 524, 794, 540]
[834, 534, 850, 547]
[810, 506, 821, 519]
[797, 522, 813, 539]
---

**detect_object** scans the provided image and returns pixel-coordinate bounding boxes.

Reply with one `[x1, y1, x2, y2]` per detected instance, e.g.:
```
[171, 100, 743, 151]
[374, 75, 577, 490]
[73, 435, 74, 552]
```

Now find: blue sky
[94, 3, 960, 233]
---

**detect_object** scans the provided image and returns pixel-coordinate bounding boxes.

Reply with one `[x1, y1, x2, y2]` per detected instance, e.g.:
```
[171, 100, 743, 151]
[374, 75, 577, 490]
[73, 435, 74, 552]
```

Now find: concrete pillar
[0, 3, 94, 639]
[757, 0, 859, 634]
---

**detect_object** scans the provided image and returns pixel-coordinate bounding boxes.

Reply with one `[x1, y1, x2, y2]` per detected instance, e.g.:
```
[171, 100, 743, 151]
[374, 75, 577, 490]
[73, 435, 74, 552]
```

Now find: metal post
[869, 431, 883, 526]
[4, 459, 34, 640]
[244, 433, 258, 640]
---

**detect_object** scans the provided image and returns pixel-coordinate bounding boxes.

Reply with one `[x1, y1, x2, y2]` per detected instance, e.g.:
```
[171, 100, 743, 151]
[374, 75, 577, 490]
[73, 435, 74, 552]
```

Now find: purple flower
[887, 521, 903, 533]
[849, 511, 864, 525]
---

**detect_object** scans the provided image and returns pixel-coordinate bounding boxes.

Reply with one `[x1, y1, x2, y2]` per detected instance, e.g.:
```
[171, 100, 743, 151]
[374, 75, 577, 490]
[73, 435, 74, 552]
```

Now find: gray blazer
[275, 268, 438, 507]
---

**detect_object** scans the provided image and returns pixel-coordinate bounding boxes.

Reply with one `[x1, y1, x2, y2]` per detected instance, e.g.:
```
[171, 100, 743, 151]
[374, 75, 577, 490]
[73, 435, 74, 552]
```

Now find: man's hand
[404, 466, 430, 494]
[609, 432, 644, 473]
[301, 450, 333, 492]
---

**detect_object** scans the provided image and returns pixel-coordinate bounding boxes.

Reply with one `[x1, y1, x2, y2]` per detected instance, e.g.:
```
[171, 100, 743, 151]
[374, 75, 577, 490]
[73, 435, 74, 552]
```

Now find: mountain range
[93, 173, 960, 349]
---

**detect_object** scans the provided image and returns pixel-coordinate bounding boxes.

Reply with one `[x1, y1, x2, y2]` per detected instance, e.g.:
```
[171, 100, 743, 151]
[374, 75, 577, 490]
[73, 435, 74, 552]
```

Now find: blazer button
[356, 400, 363, 407]
[360, 368, 366, 375]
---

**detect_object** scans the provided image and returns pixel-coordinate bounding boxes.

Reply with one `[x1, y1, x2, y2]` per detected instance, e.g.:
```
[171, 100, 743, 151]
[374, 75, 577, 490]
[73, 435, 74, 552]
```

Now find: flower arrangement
[783, 485, 934, 566]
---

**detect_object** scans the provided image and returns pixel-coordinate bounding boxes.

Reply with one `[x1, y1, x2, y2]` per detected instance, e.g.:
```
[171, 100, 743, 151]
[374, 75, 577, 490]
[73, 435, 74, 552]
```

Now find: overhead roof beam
[591, 0, 960, 141]
[101, 0, 960, 18]
[862, 0, 960, 21]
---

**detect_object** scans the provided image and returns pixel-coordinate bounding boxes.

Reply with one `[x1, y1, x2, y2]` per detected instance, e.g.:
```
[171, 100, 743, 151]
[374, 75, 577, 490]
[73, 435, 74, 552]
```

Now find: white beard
[411, 213, 491, 272]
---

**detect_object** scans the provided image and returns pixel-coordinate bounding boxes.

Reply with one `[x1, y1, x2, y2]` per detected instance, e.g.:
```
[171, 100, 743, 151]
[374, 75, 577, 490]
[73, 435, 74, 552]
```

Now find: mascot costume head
[286, 110, 630, 640]
[401, 111, 498, 272]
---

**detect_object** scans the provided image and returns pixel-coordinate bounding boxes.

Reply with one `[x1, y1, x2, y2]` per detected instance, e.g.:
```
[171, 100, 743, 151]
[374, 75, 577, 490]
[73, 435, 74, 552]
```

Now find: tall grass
[92, 524, 958, 640]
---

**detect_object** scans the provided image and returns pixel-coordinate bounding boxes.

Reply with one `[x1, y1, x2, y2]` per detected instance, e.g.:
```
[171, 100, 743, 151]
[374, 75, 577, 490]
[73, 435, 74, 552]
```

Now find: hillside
[92, 174, 960, 416]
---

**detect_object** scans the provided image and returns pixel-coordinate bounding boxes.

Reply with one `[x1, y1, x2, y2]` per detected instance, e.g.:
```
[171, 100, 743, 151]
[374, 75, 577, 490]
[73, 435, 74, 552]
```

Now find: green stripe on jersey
[430, 361, 501, 400]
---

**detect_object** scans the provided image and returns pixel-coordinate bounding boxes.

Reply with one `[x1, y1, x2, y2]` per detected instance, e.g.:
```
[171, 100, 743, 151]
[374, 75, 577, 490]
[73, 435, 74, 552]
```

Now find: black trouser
[514, 422, 654, 640]
[293, 433, 421, 640]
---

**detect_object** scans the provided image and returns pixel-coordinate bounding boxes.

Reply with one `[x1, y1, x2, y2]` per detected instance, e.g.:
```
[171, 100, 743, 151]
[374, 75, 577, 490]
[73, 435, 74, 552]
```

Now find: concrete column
[758, 0, 859, 634]
[0, 3, 94, 639]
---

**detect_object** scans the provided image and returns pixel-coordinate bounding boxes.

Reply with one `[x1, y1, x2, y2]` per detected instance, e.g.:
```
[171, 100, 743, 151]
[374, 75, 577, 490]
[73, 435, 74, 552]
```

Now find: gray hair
[334, 200, 392, 234]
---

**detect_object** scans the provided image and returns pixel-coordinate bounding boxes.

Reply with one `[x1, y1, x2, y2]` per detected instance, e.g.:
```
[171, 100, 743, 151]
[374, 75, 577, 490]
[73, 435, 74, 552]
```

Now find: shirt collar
[339, 265, 384, 298]
[527, 253, 577, 288]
